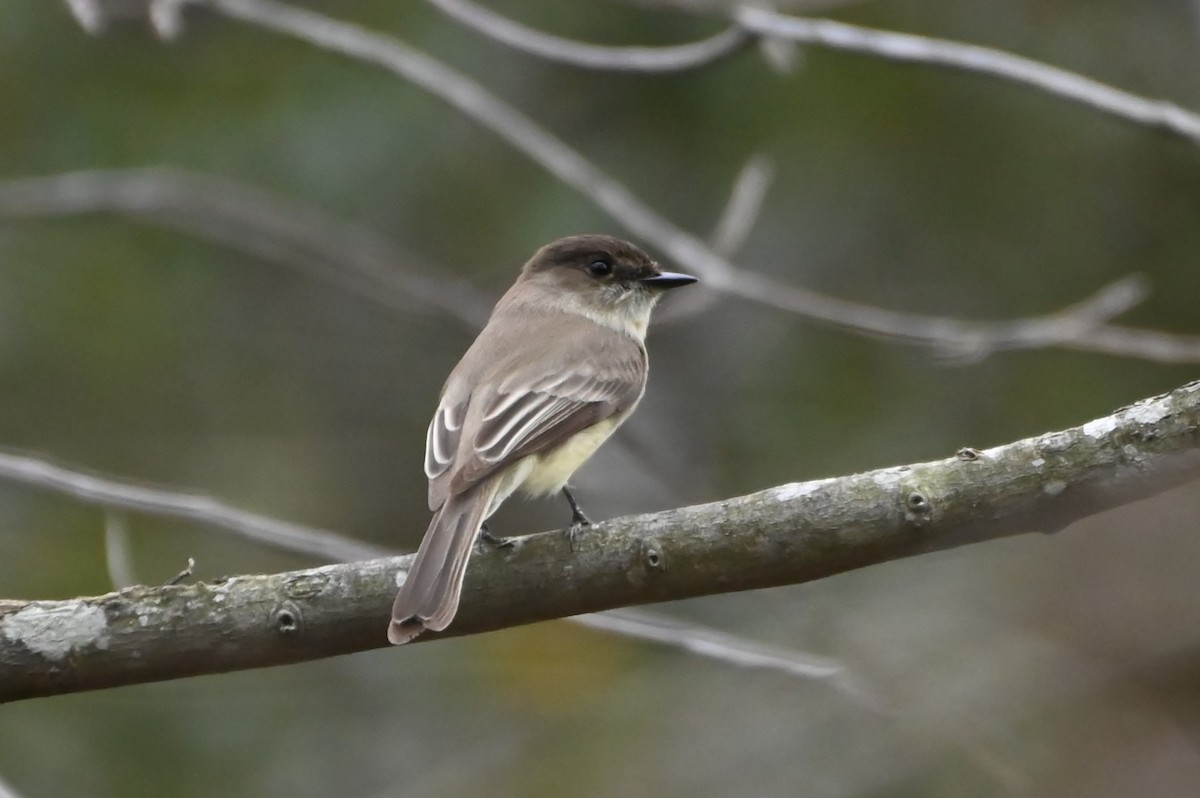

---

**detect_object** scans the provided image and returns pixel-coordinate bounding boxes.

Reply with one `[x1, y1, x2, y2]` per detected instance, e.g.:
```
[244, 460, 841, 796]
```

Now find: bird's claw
[566, 518, 592, 551]
[478, 523, 514, 549]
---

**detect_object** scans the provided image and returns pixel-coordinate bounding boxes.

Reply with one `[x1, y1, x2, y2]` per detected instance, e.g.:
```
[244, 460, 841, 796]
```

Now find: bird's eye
[587, 259, 613, 278]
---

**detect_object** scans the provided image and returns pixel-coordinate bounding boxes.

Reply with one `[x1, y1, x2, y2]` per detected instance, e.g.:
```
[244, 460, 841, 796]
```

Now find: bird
[388, 234, 697, 644]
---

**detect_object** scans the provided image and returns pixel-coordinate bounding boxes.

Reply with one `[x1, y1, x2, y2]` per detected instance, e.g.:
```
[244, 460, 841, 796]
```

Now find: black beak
[640, 271, 698, 289]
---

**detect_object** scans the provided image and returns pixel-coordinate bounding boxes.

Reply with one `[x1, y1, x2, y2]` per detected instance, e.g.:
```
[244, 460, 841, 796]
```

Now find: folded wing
[424, 338, 646, 509]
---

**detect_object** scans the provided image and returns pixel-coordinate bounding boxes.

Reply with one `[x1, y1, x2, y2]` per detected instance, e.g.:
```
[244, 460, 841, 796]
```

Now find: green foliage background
[2, 2, 1199, 796]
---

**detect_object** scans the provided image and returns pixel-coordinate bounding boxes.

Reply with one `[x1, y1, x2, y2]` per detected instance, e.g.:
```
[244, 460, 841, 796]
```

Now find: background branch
[167, 0, 1200, 364]
[7, 162, 1190, 363]
[708, 155, 775, 258]
[4, 379, 1198, 703]
[0, 449, 387, 562]
[0, 167, 492, 329]
[733, 7, 1200, 146]
[102, 512, 137, 589]
[425, 0, 751, 72]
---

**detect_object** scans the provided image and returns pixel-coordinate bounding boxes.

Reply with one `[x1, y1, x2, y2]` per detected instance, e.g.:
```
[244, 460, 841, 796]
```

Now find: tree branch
[13, 163, 1191, 362]
[425, 0, 751, 72]
[45, 1, 1200, 362]
[0, 448, 856, 692]
[0, 449, 387, 563]
[710, 155, 774, 257]
[0, 167, 492, 329]
[147, 0, 1196, 364]
[4, 379, 1199, 703]
[733, 7, 1200, 146]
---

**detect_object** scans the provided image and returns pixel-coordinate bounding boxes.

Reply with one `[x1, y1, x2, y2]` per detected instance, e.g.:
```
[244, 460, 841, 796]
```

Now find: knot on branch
[903, 490, 933, 526]
[272, 601, 303, 636]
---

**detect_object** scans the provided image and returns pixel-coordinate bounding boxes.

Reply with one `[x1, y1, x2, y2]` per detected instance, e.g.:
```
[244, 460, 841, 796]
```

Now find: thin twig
[103, 512, 138, 589]
[166, 557, 195, 585]
[0, 449, 388, 562]
[927, 274, 1149, 362]
[726, 270, 1200, 363]
[733, 7, 1200, 145]
[577, 609, 879, 707]
[575, 608, 842, 680]
[710, 155, 775, 257]
[0, 168, 491, 330]
[180, 0, 1200, 363]
[621, 0, 871, 11]
[1067, 325, 1200, 364]
[426, 0, 751, 72]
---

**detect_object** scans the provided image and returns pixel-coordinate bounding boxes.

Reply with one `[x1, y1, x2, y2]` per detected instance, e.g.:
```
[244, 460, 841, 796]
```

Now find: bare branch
[931, 275, 1150, 362]
[574, 609, 843, 681]
[727, 270, 1200, 363]
[4, 379, 1199, 702]
[577, 609, 885, 710]
[73, 0, 1200, 147]
[426, 0, 751, 72]
[0, 168, 491, 330]
[59, 3, 1200, 361]
[733, 7, 1200, 146]
[0, 441, 840, 686]
[0, 449, 388, 563]
[710, 155, 774, 257]
[168, 0, 1200, 363]
[618, 0, 870, 11]
[1066, 325, 1200, 365]
[14, 165, 1174, 360]
[167, 558, 196, 586]
[0, 448, 835, 682]
[103, 512, 138, 590]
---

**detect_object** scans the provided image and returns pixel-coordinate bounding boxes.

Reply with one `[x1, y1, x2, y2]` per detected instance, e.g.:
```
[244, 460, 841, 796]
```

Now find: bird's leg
[562, 485, 593, 528]
[562, 485, 593, 548]
[478, 521, 513, 549]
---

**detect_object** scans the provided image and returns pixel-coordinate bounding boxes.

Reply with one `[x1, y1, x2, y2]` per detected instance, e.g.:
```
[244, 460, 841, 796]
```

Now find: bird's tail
[388, 480, 498, 645]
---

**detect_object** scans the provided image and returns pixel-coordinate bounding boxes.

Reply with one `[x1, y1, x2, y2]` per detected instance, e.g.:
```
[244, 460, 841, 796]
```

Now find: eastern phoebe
[388, 235, 697, 644]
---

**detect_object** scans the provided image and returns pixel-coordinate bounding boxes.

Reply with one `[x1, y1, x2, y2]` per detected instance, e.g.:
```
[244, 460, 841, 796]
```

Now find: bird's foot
[478, 522, 514, 549]
[566, 521, 593, 552]
[561, 485, 594, 551]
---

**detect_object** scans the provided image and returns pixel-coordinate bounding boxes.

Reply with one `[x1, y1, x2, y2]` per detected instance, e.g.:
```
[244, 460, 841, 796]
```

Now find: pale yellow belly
[518, 416, 622, 497]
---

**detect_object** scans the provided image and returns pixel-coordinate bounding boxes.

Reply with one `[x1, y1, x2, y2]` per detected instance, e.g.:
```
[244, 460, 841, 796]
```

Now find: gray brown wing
[424, 336, 646, 506]
[424, 391, 473, 511]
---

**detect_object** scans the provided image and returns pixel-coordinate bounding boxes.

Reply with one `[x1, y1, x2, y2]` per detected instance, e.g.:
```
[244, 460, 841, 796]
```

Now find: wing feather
[425, 312, 648, 509]
[424, 402, 464, 481]
[459, 359, 643, 495]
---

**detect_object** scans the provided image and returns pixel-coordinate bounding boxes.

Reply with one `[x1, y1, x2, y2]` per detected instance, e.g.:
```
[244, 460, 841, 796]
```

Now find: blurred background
[2, 1, 1200, 795]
